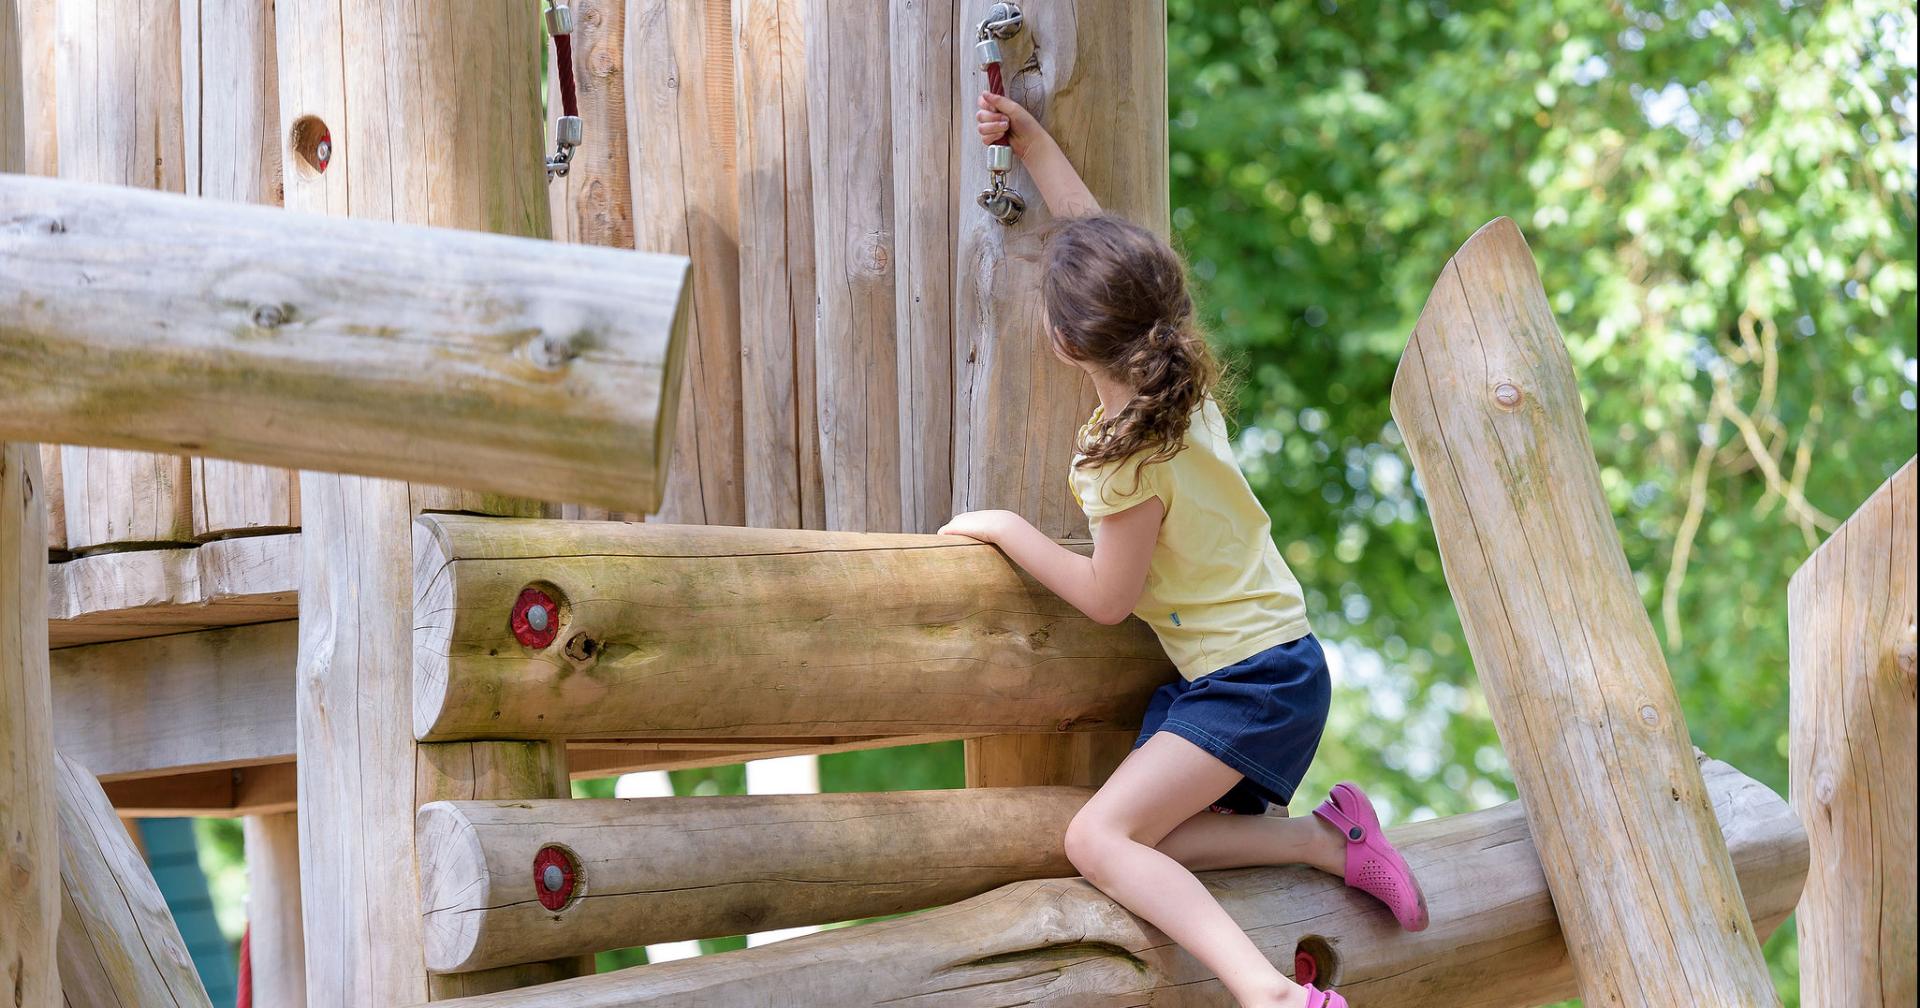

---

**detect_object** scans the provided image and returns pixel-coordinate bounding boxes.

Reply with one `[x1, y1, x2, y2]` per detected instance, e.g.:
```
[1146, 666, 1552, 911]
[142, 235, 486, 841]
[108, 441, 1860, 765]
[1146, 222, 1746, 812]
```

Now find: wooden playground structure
[1, 2, 1913, 1006]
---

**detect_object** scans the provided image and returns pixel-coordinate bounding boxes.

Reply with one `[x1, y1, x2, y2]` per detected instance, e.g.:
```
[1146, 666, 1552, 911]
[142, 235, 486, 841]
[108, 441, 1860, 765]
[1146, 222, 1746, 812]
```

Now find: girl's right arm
[976, 92, 1101, 218]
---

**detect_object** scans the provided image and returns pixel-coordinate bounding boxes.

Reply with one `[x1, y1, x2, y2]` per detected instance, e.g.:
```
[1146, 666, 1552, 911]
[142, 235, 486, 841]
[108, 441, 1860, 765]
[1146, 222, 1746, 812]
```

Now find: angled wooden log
[418, 786, 1087, 973]
[1390, 218, 1777, 1004]
[55, 752, 211, 1007]
[412, 515, 1173, 741]
[2, 443, 60, 1007]
[416, 758, 1805, 1007]
[1790, 457, 1916, 1007]
[0, 174, 692, 515]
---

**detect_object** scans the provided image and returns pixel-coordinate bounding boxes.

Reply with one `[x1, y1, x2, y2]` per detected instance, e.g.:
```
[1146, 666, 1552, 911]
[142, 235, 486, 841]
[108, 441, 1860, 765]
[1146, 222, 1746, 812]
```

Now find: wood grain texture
[55, 752, 211, 1007]
[950, 1, 1170, 538]
[2, 443, 60, 1008]
[1789, 457, 1916, 1007]
[47, 533, 298, 647]
[632, 0, 746, 527]
[562, 733, 963, 777]
[805, 0, 900, 532]
[416, 758, 1805, 1008]
[964, 730, 1135, 789]
[41, 444, 66, 554]
[100, 762, 295, 818]
[735, 0, 822, 529]
[273, 2, 587, 1001]
[243, 812, 307, 1008]
[0, 174, 692, 516]
[418, 786, 1086, 972]
[547, 0, 634, 250]
[4, 0, 56, 178]
[412, 516, 1171, 741]
[1390, 217, 1776, 1005]
[51, 621, 295, 779]
[53, 0, 196, 552]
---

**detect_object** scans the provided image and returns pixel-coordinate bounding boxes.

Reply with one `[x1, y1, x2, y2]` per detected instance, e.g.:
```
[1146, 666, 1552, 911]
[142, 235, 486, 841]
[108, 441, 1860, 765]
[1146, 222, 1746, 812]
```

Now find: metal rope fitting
[975, 3, 1025, 225]
[545, 2, 582, 180]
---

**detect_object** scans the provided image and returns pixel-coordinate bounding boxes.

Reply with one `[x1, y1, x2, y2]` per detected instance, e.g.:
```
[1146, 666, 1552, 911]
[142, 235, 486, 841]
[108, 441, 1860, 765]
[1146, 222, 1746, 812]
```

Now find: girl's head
[1043, 213, 1225, 469]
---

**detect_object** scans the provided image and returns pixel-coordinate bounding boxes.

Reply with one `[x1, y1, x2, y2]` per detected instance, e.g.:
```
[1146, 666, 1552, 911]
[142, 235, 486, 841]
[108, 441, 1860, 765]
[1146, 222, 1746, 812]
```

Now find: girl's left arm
[938, 503, 1163, 625]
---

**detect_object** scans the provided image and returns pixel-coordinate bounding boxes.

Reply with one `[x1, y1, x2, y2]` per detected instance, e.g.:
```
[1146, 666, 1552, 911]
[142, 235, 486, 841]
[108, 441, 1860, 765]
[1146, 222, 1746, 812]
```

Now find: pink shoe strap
[1313, 798, 1368, 842]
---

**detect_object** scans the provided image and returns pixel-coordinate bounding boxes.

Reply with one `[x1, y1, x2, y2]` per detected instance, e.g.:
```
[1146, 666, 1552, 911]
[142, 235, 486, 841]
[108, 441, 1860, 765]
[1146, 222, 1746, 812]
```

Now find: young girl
[938, 93, 1429, 1008]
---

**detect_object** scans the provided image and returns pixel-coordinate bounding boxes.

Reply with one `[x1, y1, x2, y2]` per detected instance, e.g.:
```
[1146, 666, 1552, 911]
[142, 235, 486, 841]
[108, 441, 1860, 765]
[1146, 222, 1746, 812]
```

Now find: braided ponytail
[1042, 214, 1228, 472]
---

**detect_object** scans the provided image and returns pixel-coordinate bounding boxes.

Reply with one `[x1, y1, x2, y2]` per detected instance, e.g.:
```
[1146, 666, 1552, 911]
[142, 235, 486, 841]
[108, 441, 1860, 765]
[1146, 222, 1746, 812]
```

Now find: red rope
[553, 30, 579, 119]
[985, 60, 1009, 148]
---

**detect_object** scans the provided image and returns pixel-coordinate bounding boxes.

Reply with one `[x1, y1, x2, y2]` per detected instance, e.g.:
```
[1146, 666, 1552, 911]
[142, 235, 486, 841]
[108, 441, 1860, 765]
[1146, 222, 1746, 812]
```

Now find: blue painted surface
[136, 819, 238, 1006]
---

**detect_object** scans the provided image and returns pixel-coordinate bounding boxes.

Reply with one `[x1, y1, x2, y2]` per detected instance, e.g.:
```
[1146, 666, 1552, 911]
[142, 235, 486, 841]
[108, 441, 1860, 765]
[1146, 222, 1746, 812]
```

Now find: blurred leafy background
[192, 1, 1915, 1004]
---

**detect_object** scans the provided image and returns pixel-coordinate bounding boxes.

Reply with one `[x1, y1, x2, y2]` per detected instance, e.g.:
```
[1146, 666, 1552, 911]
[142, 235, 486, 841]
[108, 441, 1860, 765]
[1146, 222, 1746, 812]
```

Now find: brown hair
[1044, 214, 1228, 473]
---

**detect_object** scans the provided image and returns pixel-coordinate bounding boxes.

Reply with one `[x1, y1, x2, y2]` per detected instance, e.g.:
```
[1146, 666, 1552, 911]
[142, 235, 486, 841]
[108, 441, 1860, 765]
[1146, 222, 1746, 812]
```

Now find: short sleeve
[1070, 451, 1164, 519]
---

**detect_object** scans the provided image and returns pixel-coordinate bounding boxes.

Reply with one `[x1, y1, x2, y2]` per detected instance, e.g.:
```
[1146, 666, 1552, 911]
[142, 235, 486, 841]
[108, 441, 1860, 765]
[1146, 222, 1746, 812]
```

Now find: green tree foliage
[1168, 0, 1915, 998]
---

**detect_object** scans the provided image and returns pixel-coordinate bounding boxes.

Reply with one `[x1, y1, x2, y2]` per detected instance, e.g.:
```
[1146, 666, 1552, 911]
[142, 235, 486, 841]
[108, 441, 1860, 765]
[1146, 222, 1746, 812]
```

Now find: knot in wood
[1493, 382, 1523, 410]
[1896, 623, 1917, 679]
[855, 232, 893, 277]
[1813, 772, 1837, 806]
[1638, 704, 1659, 726]
[528, 332, 577, 372]
[251, 303, 288, 329]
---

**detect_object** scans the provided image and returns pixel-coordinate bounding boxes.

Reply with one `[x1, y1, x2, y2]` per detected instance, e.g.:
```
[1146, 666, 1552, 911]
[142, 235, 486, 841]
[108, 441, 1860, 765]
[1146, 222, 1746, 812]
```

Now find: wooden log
[2, 442, 60, 1007]
[0, 175, 692, 516]
[1389, 217, 1776, 1004]
[244, 812, 307, 1008]
[412, 516, 1172, 741]
[806, 0, 900, 533]
[947, 1, 1170, 538]
[735, 0, 822, 530]
[564, 733, 963, 777]
[3, 0, 55, 178]
[40, 443, 66, 555]
[100, 762, 296, 818]
[419, 785, 1086, 972]
[964, 730, 1135, 789]
[1789, 457, 1917, 1007]
[631, 0, 746, 527]
[47, 532, 298, 647]
[55, 752, 211, 1007]
[52, 0, 197, 553]
[416, 757, 1805, 1008]
[51, 621, 296, 779]
[181, 0, 300, 539]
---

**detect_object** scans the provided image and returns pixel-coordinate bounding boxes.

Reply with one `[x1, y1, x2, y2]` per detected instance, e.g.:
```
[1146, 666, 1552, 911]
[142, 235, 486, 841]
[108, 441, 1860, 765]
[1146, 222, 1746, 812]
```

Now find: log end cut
[1390, 216, 1531, 423]
[413, 515, 460, 741]
[417, 800, 494, 974]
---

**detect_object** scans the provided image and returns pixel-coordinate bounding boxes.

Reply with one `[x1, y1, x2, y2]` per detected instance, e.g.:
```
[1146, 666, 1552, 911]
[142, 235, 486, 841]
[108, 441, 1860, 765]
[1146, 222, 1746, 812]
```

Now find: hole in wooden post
[564, 632, 600, 663]
[290, 115, 332, 176]
[1294, 935, 1336, 986]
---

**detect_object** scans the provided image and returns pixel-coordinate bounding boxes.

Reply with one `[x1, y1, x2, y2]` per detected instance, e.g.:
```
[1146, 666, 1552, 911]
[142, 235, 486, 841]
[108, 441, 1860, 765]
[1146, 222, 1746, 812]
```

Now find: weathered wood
[274, 2, 590, 1001]
[1789, 457, 1917, 1007]
[1390, 217, 1776, 1005]
[806, 0, 900, 532]
[418, 758, 1805, 1008]
[565, 734, 963, 777]
[413, 516, 1171, 740]
[4, 0, 56, 178]
[47, 533, 298, 647]
[949, 1, 1169, 537]
[53, 0, 197, 553]
[0, 175, 692, 516]
[632, 0, 745, 526]
[55, 752, 211, 1007]
[2, 442, 60, 1007]
[735, 0, 822, 530]
[419, 786, 1086, 972]
[548, 0, 633, 249]
[101, 762, 296, 818]
[964, 730, 1135, 789]
[51, 621, 295, 779]
[244, 812, 307, 1008]
[41, 444, 67, 554]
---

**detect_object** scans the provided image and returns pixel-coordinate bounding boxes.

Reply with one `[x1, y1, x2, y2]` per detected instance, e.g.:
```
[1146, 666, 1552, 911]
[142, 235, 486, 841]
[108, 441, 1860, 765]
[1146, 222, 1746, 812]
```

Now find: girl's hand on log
[978, 92, 1043, 157]
[939, 509, 1018, 544]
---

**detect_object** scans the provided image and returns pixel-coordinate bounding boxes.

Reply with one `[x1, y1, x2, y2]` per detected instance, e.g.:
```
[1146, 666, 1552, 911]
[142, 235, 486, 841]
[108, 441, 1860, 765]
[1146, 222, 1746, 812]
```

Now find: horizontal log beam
[412, 517, 1172, 741]
[52, 621, 296, 778]
[419, 786, 1087, 972]
[416, 757, 1805, 1007]
[48, 532, 298, 647]
[101, 762, 297, 818]
[564, 734, 966, 778]
[0, 174, 692, 514]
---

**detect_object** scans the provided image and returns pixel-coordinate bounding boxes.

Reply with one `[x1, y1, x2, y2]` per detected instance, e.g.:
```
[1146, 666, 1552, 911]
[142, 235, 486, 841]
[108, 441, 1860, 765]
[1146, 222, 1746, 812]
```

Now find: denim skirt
[1130, 633, 1331, 814]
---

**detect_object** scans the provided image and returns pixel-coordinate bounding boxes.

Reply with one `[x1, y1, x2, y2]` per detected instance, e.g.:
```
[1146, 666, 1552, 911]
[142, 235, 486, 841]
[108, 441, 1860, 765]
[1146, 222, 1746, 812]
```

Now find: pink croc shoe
[1313, 781, 1430, 931]
[1302, 984, 1348, 1007]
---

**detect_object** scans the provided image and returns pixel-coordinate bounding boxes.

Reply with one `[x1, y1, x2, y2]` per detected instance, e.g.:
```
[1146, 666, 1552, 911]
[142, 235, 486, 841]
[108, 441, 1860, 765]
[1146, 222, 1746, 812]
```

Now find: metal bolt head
[314, 137, 332, 166]
[542, 864, 565, 893]
[252, 304, 286, 328]
[526, 604, 550, 632]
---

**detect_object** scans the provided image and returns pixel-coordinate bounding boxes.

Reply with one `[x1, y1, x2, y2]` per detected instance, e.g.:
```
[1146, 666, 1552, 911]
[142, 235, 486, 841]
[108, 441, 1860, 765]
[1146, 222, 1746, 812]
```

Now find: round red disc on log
[510, 586, 560, 649]
[533, 844, 577, 911]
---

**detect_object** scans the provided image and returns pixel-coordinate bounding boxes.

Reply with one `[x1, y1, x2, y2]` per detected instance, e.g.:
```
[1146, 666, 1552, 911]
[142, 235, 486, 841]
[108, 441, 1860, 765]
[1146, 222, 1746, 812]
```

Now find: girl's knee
[1064, 811, 1122, 880]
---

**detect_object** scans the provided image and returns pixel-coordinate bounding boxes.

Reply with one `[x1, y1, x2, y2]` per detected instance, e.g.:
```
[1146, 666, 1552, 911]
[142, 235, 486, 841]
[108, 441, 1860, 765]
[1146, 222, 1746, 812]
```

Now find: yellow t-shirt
[1070, 397, 1312, 681]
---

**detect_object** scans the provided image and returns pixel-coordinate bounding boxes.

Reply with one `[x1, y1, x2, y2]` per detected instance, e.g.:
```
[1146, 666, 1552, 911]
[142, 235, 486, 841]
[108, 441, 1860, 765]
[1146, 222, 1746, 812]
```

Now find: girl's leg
[1066, 731, 1306, 1008]
[1154, 806, 1349, 874]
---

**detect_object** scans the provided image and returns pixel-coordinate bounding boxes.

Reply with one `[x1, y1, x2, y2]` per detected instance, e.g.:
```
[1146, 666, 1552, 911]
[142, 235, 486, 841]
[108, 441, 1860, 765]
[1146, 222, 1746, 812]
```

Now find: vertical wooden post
[180, 0, 300, 540]
[630, 0, 746, 527]
[52, 0, 197, 553]
[1, 439, 60, 1006]
[55, 753, 210, 1007]
[273, 2, 582, 1003]
[1390, 218, 1777, 1005]
[244, 813, 306, 1008]
[1790, 457, 1916, 1007]
[736, 0, 823, 530]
